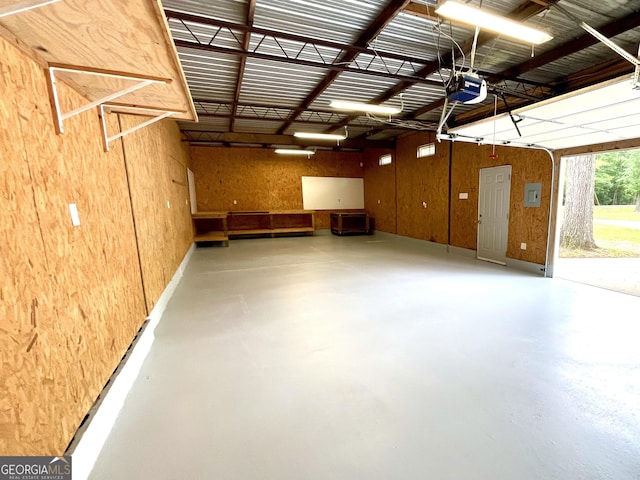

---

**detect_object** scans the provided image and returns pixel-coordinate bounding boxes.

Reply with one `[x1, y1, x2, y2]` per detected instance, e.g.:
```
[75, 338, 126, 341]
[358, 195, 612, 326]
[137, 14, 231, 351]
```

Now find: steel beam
[181, 130, 395, 149]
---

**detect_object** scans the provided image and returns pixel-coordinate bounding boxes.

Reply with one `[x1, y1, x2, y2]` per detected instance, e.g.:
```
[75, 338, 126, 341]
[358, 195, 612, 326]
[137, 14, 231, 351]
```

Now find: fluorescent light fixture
[330, 100, 401, 115]
[435, 0, 553, 45]
[275, 149, 315, 155]
[293, 132, 347, 140]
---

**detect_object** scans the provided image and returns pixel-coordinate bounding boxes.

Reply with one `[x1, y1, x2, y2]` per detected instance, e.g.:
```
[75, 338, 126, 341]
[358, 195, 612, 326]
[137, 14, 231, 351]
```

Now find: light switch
[521, 243, 527, 250]
[69, 204, 80, 226]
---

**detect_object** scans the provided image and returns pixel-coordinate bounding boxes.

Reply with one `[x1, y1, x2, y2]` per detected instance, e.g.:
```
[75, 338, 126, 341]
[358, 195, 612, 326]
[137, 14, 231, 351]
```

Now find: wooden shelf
[193, 210, 315, 244]
[194, 232, 227, 242]
[228, 228, 273, 236]
[192, 212, 227, 219]
[228, 210, 315, 238]
[229, 227, 315, 236]
[192, 212, 228, 246]
[271, 211, 314, 229]
[0, 0, 196, 122]
[227, 212, 271, 232]
[330, 211, 371, 236]
[272, 227, 315, 234]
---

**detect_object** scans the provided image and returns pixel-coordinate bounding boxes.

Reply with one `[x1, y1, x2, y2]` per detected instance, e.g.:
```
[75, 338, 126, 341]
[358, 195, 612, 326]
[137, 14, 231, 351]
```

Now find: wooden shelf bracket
[47, 63, 172, 134]
[98, 104, 182, 152]
[0, 0, 60, 18]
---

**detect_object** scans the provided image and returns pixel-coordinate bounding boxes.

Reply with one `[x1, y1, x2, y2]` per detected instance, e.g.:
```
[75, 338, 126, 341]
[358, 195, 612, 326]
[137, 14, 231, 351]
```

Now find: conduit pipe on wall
[535, 146, 556, 278]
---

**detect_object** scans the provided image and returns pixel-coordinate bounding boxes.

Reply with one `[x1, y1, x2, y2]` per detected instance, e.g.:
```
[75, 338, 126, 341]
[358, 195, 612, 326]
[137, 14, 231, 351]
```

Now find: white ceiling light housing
[275, 149, 315, 155]
[330, 100, 401, 115]
[293, 132, 347, 140]
[435, 0, 553, 45]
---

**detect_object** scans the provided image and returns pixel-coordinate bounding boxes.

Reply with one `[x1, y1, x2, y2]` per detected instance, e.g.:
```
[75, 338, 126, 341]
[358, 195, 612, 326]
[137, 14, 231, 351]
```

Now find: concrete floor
[90, 233, 640, 480]
[554, 257, 640, 297]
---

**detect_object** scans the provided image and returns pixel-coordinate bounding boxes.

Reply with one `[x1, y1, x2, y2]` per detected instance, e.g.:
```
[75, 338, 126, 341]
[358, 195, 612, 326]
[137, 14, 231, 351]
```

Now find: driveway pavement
[554, 257, 640, 297]
[594, 219, 640, 230]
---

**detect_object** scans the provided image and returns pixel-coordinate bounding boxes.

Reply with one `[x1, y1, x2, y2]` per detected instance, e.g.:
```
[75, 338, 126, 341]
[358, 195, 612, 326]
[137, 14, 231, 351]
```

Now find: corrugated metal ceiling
[162, 0, 640, 150]
[253, 0, 382, 42]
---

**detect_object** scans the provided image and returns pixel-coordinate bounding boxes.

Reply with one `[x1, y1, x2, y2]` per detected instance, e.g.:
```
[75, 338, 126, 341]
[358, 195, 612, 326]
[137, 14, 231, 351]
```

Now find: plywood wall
[190, 147, 364, 229]
[119, 116, 193, 313]
[365, 134, 554, 265]
[0, 34, 191, 456]
[449, 143, 553, 264]
[363, 148, 396, 233]
[192, 135, 552, 266]
[395, 132, 450, 243]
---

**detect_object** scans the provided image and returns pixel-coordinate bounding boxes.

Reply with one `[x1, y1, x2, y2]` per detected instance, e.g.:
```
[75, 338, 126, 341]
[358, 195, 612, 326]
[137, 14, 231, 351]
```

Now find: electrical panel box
[524, 183, 541, 207]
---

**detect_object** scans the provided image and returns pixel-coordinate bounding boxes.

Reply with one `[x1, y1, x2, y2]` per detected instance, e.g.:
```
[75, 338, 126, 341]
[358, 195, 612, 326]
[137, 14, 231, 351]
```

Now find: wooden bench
[193, 210, 315, 245]
[330, 211, 371, 235]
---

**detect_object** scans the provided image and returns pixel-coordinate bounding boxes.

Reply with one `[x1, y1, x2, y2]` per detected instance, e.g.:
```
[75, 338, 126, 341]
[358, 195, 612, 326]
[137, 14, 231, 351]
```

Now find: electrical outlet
[521, 242, 527, 250]
[377, 199, 381, 204]
[69, 204, 80, 226]
[233, 200, 237, 205]
[167, 201, 171, 209]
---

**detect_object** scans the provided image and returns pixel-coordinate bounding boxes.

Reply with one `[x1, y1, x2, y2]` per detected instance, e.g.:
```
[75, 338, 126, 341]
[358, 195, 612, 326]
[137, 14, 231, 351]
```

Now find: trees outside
[560, 149, 640, 259]
[560, 154, 597, 250]
[594, 149, 640, 209]
[629, 156, 640, 212]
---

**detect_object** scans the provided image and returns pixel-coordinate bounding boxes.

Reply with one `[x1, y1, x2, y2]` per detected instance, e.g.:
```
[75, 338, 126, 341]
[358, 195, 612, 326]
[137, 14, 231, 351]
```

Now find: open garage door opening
[554, 149, 640, 296]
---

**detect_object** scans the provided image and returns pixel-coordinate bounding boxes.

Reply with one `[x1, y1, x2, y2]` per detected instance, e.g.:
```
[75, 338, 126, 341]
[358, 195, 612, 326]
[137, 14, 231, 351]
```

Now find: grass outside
[593, 205, 640, 221]
[560, 205, 640, 258]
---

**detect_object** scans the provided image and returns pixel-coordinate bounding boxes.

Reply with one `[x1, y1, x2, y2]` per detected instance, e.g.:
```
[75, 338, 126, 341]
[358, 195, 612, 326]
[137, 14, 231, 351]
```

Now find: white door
[477, 165, 511, 265]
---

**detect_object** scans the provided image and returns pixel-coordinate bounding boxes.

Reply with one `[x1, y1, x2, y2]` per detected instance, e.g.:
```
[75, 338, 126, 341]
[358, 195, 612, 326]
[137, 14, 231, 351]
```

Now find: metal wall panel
[163, 0, 247, 23]
[239, 58, 328, 106]
[163, 0, 640, 146]
[253, 0, 382, 43]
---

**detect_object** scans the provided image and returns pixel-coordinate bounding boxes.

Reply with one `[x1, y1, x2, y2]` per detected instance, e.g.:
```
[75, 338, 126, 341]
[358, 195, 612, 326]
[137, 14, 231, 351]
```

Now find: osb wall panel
[119, 116, 193, 312]
[190, 147, 364, 230]
[363, 148, 396, 233]
[0, 36, 147, 455]
[396, 132, 449, 243]
[450, 143, 553, 264]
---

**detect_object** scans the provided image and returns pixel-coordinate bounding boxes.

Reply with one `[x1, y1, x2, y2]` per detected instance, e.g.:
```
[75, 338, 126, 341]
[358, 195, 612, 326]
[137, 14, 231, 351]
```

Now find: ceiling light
[293, 132, 347, 140]
[435, 0, 553, 45]
[275, 149, 315, 155]
[330, 100, 401, 115]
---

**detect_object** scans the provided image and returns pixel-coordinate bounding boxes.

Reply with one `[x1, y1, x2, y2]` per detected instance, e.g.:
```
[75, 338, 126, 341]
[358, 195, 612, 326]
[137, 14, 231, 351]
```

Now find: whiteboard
[302, 176, 364, 210]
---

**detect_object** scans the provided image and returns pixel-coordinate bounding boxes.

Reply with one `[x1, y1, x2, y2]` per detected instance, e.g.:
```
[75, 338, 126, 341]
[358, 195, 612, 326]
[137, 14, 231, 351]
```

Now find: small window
[379, 154, 392, 166]
[417, 143, 436, 158]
